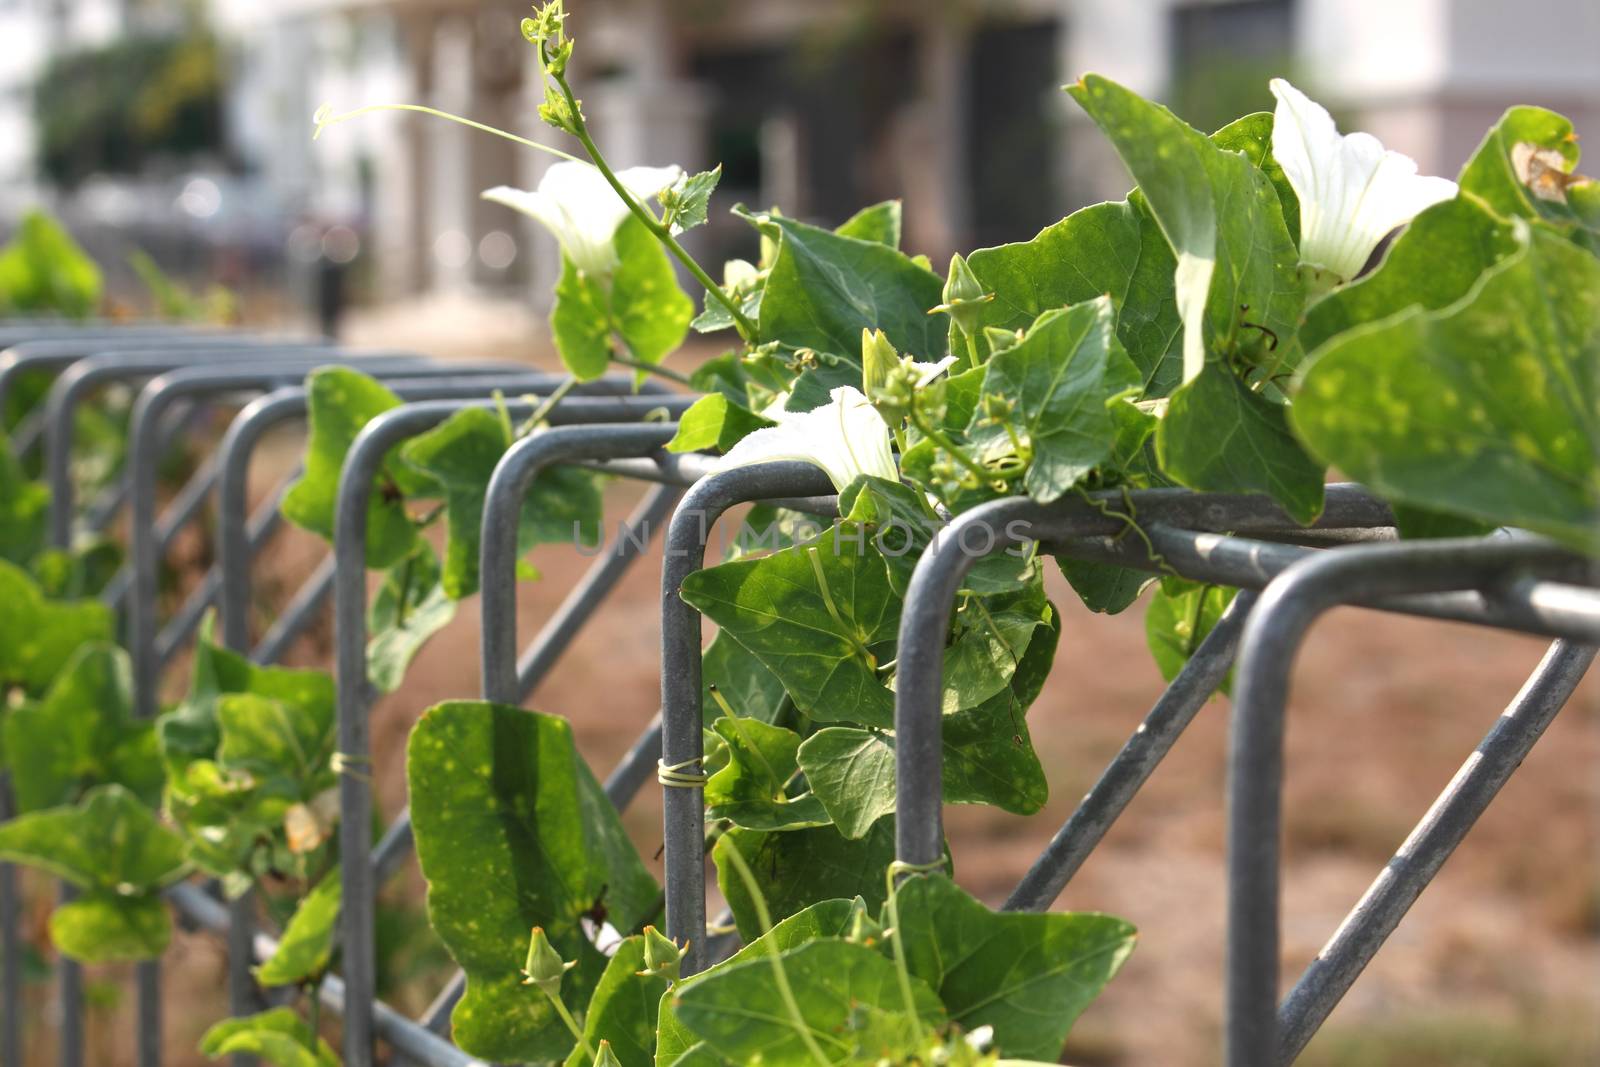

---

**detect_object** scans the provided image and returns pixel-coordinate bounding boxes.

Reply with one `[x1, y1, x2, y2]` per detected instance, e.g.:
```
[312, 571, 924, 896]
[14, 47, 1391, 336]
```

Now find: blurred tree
[32, 30, 226, 187]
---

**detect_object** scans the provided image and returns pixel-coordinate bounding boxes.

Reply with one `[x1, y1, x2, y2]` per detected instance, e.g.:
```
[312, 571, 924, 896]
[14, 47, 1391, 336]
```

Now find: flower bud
[592, 1040, 623, 1067]
[521, 926, 575, 995]
[635, 925, 683, 982]
[844, 898, 883, 946]
[861, 328, 899, 398]
[932, 253, 994, 337]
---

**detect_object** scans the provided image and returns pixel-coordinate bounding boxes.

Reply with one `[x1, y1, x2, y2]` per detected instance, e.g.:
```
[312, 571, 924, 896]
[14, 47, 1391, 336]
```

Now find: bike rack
[4, 318, 1595, 1067]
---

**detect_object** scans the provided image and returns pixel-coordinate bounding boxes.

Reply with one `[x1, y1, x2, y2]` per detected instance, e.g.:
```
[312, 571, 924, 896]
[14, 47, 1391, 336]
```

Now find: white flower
[482, 161, 682, 276]
[1270, 78, 1457, 286]
[715, 386, 897, 492]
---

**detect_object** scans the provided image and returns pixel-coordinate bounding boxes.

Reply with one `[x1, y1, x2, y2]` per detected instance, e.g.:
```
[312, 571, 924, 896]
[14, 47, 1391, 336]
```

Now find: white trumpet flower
[482, 161, 682, 276]
[715, 386, 898, 491]
[1270, 78, 1457, 289]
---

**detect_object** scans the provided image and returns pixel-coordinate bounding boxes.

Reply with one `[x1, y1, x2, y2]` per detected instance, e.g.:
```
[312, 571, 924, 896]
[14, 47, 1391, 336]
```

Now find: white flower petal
[1270, 79, 1456, 283]
[911, 355, 959, 387]
[482, 161, 681, 276]
[715, 386, 896, 492]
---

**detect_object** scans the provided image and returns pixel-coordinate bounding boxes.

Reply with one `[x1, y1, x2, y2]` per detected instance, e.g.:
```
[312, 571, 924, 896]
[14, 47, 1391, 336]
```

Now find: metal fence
[0, 320, 1595, 1067]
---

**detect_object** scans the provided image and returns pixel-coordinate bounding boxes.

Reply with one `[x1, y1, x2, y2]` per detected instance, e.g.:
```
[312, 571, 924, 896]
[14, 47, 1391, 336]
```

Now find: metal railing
[1, 319, 1594, 1067]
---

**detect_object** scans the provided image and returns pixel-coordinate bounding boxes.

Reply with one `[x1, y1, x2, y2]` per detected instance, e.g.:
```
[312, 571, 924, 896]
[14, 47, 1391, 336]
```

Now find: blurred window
[1170, 0, 1296, 132]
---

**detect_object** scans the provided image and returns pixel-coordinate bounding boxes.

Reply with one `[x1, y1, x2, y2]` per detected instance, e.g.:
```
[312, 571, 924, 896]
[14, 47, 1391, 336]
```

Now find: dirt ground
[13, 302, 1598, 1065]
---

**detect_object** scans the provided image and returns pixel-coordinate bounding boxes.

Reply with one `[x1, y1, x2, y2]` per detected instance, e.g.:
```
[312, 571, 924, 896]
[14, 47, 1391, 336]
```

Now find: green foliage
[551, 216, 694, 380]
[1145, 580, 1238, 692]
[256, 873, 341, 987]
[664, 393, 772, 453]
[0, 559, 115, 696]
[0, 211, 102, 318]
[199, 1008, 340, 1067]
[281, 367, 422, 569]
[3, 643, 162, 813]
[400, 405, 605, 597]
[407, 701, 659, 1062]
[1293, 223, 1599, 550]
[0, 785, 188, 963]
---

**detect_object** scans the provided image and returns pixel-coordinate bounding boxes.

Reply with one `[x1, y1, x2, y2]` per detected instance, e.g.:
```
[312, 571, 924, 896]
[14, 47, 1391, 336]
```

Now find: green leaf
[561, 936, 671, 1067]
[49, 893, 170, 964]
[747, 210, 947, 359]
[712, 822, 925, 944]
[1067, 74, 1302, 385]
[1157, 364, 1326, 524]
[890, 874, 1137, 1060]
[797, 686, 1048, 840]
[672, 938, 945, 1065]
[680, 524, 900, 728]
[4, 642, 162, 813]
[280, 367, 420, 570]
[216, 692, 335, 802]
[0, 433, 47, 567]
[700, 632, 788, 725]
[967, 298, 1139, 503]
[661, 165, 722, 236]
[0, 211, 101, 318]
[1300, 196, 1521, 353]
[1458, 106, 1600, 251]
[1292, 223, 1600, 552]
[834, 200, 903, 248]
[200, 1008, 339, 1067]
[366, 541, 456, 692]
[1145, 581, 1237, 694]
[159, 632, 334, 776]
[656, 899, 861, 1067]
[838, 475, 943, 595]
[1056, 557, 1155, 615]
[551, 216, 694, 380]
[400, 408, 605, 598]
[256, 873, 340, 987]
[1210, 111, 1301, 246]
[407, 701, 659, 1063]
[0, 784, 187, 892]
[0, 559, 114, 696]
[961, 200, 1182, 391]
[936, 580, 1053, 714]
[704, 716, 829, 831]
[664, 393, 773, 454]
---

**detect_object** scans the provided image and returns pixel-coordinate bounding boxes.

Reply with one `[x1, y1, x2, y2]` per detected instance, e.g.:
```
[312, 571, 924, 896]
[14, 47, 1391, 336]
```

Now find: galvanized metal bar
[891, 487, 1397, 876]
[57, 884, 83, 1067]
[659, 463, 837, 974]
[1275, 639, 1595, 1063]
[334, 393, 682, 1066]
[44, 346, 365, 549]
[83, 397, 208, 542]
[251, 555, 337, 666]
[1222, 538, 1587, 1067]
[1003, 590, 1259, 912]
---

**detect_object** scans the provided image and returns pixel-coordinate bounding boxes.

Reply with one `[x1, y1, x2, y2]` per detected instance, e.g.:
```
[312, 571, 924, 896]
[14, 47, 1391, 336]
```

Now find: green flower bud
[593, 1040, 623, 1067]
[843, 898, 883, 946]
[932, 253, 994, 337]
[521, 926, 575, 995]
[861, 328, 899, 398]
[635, 925, 683, 982]
[978, 392, 1015, 425]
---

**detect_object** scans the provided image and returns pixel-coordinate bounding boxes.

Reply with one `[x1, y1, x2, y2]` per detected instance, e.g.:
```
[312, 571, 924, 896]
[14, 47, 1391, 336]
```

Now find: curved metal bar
[1223, 538, 1588, 1067]
[658, 462, 838, 974]
[892, 485, 1398, 870]
[45, 346, 362, 546]
[333, 395, 686, 1067]
[1004, 590, 1260, 912]
[1275, 639, 1595, 1062]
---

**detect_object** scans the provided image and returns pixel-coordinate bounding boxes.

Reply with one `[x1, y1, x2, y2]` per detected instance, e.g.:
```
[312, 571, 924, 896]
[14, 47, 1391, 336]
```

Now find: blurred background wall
[1, 0, 1597, 323]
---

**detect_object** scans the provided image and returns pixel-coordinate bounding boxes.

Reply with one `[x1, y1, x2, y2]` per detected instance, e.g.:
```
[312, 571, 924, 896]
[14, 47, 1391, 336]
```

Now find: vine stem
[882, 870, 929, 1043]
[520, 374, 580, 434]
[909, 404, 995, 488]
[312, 103, 584, 163]
[540, 986, 595, 1062]
[610, 353, 693, 385]
[717, 839, 832, 1066]
[545, 58, 758, 339]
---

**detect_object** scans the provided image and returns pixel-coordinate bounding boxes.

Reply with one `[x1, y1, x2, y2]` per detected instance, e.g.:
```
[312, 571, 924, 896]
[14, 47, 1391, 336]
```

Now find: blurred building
[22, 0, 1600, 304]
